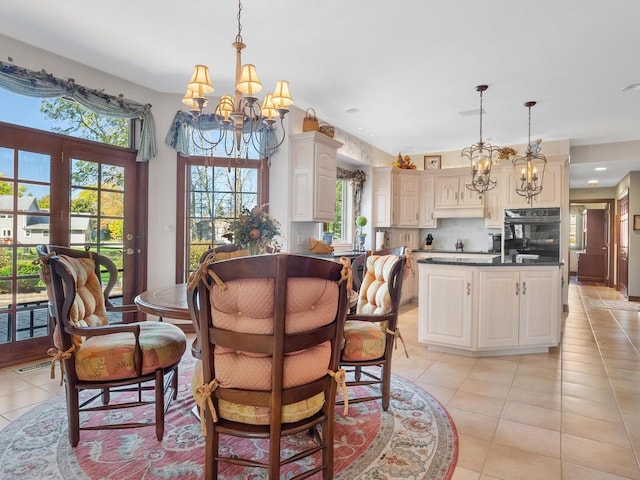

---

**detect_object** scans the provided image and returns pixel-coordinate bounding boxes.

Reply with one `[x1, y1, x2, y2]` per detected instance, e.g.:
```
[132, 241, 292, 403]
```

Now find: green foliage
[40, 98, 129, 147]
[0, 260, 43, 293]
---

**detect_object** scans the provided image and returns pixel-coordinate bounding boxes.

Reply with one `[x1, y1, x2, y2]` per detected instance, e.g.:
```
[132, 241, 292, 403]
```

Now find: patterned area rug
[0, 356, 457, 479]
[585, 298, 640, 311]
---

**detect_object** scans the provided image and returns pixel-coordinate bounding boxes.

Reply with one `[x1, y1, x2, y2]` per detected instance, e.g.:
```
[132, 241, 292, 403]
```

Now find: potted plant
[355, 215, 368, 251]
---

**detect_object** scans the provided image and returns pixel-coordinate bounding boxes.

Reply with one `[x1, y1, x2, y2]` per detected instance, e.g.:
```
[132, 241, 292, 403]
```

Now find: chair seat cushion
[342, 320, 386, 361]
[191, 360, 325, 425]
[74, 322, 187, 381]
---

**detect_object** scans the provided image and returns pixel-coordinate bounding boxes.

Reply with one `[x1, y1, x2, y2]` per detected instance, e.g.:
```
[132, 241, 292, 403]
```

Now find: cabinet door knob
[522, 281, 527, 295]
[515, 282, 520, 295]
[466, 281, 471, 295]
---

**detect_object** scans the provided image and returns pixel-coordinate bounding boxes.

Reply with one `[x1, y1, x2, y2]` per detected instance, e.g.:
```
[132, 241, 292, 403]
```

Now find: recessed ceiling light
[588, 180, 598, 186]
[345, 107, 359, 113]
[594, 167, 607, 171]
[622, 83, 640, 92]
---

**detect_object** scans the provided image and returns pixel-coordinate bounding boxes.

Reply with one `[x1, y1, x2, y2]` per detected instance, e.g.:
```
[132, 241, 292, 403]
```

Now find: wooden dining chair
[340, 250, 407, 411]
[36, 244, 139, 323]
[188, 253, 349, 480]
[38, 252, 187, 447]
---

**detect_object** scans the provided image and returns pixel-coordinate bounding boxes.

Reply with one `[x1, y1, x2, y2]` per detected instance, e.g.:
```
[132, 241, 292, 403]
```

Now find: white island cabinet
[418, 260, 562, 356]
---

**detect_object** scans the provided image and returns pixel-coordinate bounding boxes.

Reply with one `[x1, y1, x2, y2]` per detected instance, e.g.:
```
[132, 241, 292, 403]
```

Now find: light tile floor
[392, 279, 640, 480]
[0, 279, 638, 479]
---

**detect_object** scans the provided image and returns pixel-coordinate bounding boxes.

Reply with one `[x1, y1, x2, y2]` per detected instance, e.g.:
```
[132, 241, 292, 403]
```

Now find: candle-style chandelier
[182, 0, 293, 159]
[462, 85, 500, 198]
[512, 101, 547, 204]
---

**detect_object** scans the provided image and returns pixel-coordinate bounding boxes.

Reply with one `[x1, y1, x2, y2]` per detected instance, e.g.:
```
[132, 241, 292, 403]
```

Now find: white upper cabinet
[483, 165, 503, 227]
[396, 170, 420, 226]
[372, 167, 420, 227]
[290, 132, 343, 222]
[502, 161, 563, 208]
[434, 174, 483, 208]
[419, 174, 437, 227]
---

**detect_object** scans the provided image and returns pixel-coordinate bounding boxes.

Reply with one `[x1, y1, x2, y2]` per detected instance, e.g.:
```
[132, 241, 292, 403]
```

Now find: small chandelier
[512, 101, 546, 205]
[462, 85, 500, 198]
[182, 0, 293, 159]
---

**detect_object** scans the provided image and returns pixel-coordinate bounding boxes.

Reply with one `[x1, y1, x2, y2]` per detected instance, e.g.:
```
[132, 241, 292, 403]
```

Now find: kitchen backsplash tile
[421, 218, 501, 252]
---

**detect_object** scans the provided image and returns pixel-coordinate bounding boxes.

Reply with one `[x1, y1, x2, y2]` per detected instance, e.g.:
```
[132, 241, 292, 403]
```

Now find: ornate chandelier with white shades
[181, 0, 293, 159]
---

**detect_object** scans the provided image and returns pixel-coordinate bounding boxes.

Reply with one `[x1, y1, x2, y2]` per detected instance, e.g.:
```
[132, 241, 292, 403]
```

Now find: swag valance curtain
[165, 110, 280, 159]
[337, 167, 367, 217]
[0, 60, 157, 162]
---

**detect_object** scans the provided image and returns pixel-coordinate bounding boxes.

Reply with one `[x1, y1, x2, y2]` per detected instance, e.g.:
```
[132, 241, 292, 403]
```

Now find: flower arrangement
[226, 205, 281, 254]
[393, 152, 417, 169]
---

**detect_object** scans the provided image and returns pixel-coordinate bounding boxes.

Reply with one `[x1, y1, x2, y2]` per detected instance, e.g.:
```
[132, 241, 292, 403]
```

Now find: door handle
[515, 282, 520, 295]
[522, 281, 527, 295]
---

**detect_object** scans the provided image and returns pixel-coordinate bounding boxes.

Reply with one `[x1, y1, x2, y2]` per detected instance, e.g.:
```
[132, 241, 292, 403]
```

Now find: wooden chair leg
[381, 362, 392, 411]
[269, 426, 281, 479]
[171, 365, 179, 400]
[323, 412, 334, 479]
[101, 387, 110, 405]
[155, 369, 164, 441]
[67, 386, 80, 447]
[206, 429, 219, 480]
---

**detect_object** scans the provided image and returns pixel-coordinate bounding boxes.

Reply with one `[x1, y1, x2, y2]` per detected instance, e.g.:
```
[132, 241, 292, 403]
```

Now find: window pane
[101, 164, 125, 191]
[71, 187, 98, 214]
[71, 159, 99, 187]
[0, 147, 14, 178]
[18, 151, 50, 183]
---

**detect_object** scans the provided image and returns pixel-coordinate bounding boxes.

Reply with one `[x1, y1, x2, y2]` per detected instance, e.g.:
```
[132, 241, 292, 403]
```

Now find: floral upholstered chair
[39, 252, 187, 447]
[187, 253, 349, 480]
[340, 251, 407, 411]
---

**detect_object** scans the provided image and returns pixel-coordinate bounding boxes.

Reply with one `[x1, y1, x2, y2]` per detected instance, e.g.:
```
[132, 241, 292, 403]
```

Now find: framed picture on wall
[634, 215, 640, 230]
[424, 155, 441, 170]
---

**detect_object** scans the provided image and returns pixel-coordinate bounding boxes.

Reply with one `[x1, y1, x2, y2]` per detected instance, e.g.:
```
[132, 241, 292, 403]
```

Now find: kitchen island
[417, 257, 563, 356]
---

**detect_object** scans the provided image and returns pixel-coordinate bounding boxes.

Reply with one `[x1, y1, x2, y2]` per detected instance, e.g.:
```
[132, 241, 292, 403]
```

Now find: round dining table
[134, 283, 192, 332]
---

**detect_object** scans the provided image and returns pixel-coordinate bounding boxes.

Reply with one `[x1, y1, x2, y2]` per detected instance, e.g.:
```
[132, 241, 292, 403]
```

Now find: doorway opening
[569, 199, 615, 287]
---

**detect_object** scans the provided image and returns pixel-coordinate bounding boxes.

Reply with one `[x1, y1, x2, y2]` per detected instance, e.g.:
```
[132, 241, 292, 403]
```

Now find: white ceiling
[1, 0, 639, 189]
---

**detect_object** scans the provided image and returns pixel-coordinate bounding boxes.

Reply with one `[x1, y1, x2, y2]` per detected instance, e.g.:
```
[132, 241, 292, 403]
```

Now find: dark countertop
[418, 257, 564, 267]
[303, 251, 363, 259]
[413, 249, 501, 255]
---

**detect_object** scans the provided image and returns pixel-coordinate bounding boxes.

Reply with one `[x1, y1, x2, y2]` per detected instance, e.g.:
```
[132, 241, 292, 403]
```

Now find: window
[322, 179, 354, 247]
[569, 206, 585, 250]
[0, 89, 131, 148]
[176, 155, 268, 282]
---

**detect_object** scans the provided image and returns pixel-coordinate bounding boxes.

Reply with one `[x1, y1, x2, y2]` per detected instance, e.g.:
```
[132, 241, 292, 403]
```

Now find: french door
[0, 122, 147, 367]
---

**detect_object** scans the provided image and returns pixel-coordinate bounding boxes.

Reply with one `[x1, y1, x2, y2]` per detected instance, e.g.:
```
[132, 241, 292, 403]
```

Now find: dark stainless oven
[504, 208, 560, 261]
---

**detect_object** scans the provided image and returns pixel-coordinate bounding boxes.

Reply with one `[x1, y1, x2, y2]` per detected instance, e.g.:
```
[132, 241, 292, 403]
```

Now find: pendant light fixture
[462, 85, 500, 198]
[182, 0, 293, 160]
[512, 101, 546, 205]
